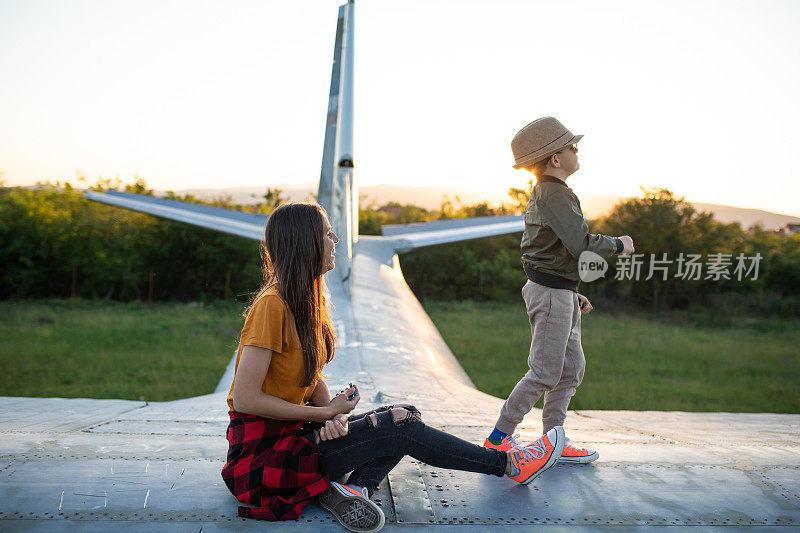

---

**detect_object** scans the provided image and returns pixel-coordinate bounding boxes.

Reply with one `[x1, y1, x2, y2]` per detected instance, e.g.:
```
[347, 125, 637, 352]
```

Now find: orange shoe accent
[483, 433, 522, 452]
[559, 438, 599, 463]
[340, 484, 369, 497]
[507, 426, 565, 485]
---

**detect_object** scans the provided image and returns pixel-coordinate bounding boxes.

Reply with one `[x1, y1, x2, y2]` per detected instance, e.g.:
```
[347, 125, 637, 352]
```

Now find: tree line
[1, 176, 798, 315]
[1, 177, 261, 302]
[398, 187, 800, 317]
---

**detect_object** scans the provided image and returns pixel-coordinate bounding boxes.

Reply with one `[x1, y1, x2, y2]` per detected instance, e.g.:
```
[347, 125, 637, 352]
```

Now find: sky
[1, 0, 799, 216]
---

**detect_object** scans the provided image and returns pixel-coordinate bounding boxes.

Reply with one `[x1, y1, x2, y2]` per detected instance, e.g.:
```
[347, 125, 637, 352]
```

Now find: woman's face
[322, 217, 339, 273]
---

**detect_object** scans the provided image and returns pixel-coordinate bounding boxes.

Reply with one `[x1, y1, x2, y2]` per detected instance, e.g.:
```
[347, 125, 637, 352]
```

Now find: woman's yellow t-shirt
[226, 286, 322, 412]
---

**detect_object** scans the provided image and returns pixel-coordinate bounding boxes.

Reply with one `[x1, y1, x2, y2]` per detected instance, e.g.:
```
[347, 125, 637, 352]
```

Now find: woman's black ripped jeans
[314, 404, 507, 496]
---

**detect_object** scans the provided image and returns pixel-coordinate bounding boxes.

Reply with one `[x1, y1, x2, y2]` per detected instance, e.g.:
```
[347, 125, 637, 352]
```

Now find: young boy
[484, 117, 635, 464]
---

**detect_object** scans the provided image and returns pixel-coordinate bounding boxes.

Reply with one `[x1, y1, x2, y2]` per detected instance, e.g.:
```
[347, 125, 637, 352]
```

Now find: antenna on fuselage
[317, 0, 356, 281]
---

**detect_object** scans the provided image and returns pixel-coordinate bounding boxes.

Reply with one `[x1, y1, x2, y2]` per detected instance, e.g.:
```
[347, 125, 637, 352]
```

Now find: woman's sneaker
[319, 481, 385, 533]
[559, 437, 599, 463]
[507, 426, 565, 485]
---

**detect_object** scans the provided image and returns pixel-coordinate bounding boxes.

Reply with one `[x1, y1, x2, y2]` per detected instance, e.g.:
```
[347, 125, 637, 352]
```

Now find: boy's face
[554, 144, 580, 176]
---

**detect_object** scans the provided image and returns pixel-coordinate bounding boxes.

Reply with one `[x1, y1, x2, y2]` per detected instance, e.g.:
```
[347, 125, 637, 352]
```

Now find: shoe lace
[515, 436, 547, 461]
[504, 433, 522, 447]
[564, 438, 584, 452]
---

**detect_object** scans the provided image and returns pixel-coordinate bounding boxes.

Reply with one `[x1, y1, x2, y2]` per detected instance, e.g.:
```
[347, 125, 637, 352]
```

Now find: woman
[221, 202, 565, 533]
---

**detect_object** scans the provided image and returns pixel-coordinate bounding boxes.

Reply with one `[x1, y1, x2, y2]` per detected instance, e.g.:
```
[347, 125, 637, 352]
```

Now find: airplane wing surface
[2, 233, 799, 532]
[381, 215, 523, 252]
[85, 190, 266, 240]
[381, 215, 524, 236]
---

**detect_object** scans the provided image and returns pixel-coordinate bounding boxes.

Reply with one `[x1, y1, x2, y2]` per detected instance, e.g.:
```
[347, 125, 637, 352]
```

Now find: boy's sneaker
[507, 426, 565, 485]
[559, 438, 599, 463]
[319, 481, 385, 533]
[483, 433, 523, 452]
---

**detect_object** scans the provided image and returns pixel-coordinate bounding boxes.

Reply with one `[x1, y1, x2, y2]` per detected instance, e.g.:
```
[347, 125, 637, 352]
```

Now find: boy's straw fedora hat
[511, 117, 583, 169]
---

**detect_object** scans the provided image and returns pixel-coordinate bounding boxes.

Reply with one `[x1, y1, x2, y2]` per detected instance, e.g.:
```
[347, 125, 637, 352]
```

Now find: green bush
[0, 182, 261, 302]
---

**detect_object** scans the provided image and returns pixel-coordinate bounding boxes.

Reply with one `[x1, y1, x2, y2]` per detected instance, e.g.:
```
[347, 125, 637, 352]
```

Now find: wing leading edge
[383, 216, 524, 253]
[84, 190, 266, 241]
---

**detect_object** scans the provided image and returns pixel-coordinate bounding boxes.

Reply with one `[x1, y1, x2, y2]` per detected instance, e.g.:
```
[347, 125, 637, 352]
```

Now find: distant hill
[689, 202, 800, 230]
[576, 195, 800, 229]
[166, 184, 502, 210]
[164, 184, 320, 205]
[166, 184, 800, 230]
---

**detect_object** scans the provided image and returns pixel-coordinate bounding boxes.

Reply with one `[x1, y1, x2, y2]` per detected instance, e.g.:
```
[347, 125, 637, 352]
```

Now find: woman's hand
[318, 413, 349, 441]
[577, 293, 593, 315]
[327, 384, 359, 416]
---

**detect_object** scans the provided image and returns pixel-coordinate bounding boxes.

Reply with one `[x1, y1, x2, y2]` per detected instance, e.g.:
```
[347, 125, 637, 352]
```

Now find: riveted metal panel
[759, 468, 800, 508]
[387, 458, 435, 524]
[415, 461, 799, 527]
[86, 420, 225, 437]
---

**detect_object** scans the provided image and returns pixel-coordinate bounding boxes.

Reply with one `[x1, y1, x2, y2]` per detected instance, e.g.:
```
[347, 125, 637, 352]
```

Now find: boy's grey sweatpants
[495, 280, 585, 435]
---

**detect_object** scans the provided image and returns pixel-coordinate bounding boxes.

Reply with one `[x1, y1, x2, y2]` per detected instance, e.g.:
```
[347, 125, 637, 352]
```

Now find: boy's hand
[577, 294, 593, 314]
[618, 235, 635, 255]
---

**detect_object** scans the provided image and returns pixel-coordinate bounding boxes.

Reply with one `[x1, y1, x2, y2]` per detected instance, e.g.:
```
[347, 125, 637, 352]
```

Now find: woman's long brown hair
[253, 202, 336, 386]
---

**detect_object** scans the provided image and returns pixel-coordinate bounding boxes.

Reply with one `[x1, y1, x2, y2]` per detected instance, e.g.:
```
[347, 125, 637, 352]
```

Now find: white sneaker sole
[559, 450, 599, 463]
[319, 482, 385, 533]
[518, 425, 565, 485]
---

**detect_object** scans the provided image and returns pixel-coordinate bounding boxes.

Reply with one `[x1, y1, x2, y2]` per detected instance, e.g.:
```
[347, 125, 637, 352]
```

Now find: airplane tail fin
[317, 0, 356, 281]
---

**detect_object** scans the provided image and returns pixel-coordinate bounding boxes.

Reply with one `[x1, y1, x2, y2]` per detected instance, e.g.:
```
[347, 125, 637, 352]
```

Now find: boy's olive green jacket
[521, 175, 621, 282]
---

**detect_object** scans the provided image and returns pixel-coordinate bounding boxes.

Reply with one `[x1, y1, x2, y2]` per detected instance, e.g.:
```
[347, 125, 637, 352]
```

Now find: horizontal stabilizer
[84, 190, 266, 241]
[383, 215, 523, 253]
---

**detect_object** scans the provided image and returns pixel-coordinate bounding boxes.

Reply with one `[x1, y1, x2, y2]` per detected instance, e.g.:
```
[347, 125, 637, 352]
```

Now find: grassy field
[0, 299, 244, 401]
[2, 299, 798, 412]
[425, 300, 800, 413]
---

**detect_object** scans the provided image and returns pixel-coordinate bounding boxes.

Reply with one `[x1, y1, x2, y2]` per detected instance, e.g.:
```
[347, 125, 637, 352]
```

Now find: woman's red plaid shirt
[221, 411, 330, 520]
